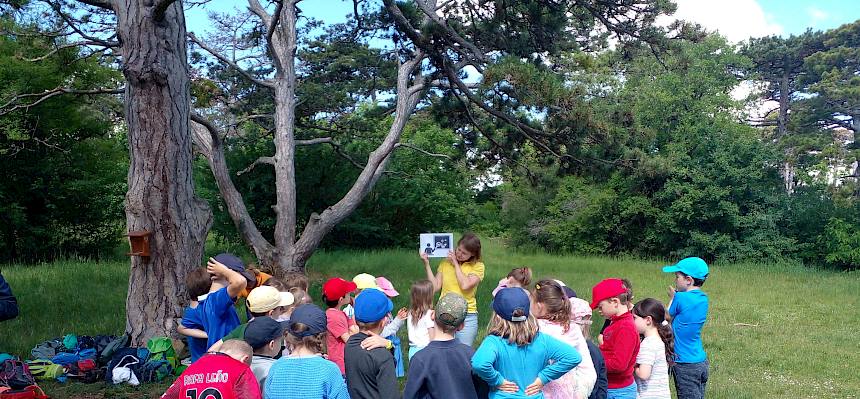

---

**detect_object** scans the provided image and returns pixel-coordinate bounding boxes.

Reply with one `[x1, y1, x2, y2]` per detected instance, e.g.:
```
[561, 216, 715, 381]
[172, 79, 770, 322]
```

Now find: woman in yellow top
[421, 232, 485, 346]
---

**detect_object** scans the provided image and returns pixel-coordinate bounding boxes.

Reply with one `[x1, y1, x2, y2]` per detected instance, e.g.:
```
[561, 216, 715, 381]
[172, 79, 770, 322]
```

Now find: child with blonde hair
[407, 279, 436, 359]
[532, 280, 596, 399]
[472, 288, 581, 398]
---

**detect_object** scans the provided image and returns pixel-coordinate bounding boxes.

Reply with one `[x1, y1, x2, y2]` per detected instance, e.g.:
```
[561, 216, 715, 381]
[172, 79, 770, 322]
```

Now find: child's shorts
[607, 382, 637, 399]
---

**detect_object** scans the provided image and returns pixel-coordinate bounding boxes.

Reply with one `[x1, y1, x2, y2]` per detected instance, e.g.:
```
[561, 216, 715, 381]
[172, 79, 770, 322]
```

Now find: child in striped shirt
[632, 299, 673, 399]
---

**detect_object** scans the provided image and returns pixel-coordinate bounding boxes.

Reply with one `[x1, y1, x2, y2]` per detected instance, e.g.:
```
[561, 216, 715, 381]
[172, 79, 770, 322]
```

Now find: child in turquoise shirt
[663, 257, 710, 399]
[472, 288, 581, 398]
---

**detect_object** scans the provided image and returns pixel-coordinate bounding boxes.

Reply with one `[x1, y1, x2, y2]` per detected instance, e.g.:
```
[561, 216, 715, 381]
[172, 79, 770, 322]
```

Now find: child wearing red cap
[322, 277, 359, 374]
[591, 278, 640, 399]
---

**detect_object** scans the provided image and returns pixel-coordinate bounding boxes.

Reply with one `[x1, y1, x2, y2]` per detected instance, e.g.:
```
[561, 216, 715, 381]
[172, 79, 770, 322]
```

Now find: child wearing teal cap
[662, 257, 710, 399]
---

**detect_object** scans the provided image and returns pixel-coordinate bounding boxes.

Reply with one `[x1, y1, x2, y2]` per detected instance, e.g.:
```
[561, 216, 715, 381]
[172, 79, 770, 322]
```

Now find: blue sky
[186, 0, 860, 42]
[760, 0, 860, 35]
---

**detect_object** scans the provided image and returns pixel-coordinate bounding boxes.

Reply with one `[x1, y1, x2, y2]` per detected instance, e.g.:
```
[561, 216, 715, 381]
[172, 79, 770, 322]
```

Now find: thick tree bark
[116, 0, 212, 345]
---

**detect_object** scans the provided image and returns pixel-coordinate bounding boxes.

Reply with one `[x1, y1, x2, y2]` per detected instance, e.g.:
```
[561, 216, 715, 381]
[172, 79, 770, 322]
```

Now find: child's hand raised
[525, 378, 544, 396]
[497, 380, 519, 393]
[396, 307, 408, 320]
[667, 285, 676, 299]
[207, 257, 228, 277]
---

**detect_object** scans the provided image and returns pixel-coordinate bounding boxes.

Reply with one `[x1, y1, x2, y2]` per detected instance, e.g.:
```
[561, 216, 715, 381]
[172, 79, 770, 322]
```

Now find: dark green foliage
[499, 35, 844, 265]
[0, 20, 125, 262]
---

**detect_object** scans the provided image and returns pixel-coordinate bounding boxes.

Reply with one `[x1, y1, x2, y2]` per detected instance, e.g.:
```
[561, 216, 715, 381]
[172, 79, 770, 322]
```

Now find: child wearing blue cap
[472, 287, 582, 398]
[662, 257, 710, 399]
[344, 288, 400, 399]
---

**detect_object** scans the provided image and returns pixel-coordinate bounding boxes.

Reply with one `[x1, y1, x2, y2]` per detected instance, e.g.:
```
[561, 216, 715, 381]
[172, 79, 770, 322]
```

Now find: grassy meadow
[1, 238, 859, 398]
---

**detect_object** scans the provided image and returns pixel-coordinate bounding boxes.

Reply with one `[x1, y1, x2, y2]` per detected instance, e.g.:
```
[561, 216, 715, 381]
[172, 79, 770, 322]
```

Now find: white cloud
[807, 7, 829, 26]
[659, 0, 783, 43]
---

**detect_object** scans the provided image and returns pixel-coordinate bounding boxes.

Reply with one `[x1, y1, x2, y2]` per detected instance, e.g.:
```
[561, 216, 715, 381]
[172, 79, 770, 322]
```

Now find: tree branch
[190, 114, 277, 264]
[267, 0, 285, 45]
[413, 0, 486, 64]
[187, 32, 275, 88]
[441, 62, 579, 163]
[296, 137, 334, 146]
[290, 50, 427, 264]
[247, 0, 272, 26]
[23, 41, 112, 62]
[237, 156, 276, 175]
[49, 1, 119, 48]
[73, 0, 114, 10]
[395, 142, 451, 159]
[0, 86, 124, 117]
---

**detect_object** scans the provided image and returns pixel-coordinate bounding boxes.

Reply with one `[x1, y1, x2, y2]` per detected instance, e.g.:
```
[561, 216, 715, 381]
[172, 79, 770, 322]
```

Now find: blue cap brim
[662, 265, 682, 273]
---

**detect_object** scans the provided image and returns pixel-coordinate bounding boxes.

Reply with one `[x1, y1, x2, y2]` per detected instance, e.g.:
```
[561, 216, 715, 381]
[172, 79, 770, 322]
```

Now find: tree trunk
[192, 1, 426, 275]
[777, 73, 790, 138]
[271, 3, 300, 273]
[116, 0, 212, 346]
[782, 161, 796, 194]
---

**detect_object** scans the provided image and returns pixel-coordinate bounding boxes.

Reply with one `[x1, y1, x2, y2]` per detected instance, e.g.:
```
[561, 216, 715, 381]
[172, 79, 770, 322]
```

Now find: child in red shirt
[161, 339, 261, 399]
[322, 277, 359, 374]
[591, 278, 640, 399]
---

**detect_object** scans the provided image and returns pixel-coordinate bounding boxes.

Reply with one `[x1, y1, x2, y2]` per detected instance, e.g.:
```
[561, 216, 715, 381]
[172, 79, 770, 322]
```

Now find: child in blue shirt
[178, 267, 211, 362]
[199, 253, 249, 349]
[472, 288, 581, 398]
[662, 257, 710, 399]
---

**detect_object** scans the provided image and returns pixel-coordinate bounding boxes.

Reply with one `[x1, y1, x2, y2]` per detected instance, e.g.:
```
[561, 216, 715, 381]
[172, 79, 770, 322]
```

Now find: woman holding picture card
[420, 232, 485, 346]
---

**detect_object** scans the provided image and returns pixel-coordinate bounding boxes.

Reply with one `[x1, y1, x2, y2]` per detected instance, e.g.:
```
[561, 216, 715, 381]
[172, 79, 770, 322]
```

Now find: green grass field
[1, 239, 859, 398]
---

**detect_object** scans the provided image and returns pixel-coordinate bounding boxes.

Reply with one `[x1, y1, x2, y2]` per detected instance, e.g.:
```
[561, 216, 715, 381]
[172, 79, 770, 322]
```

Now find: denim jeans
[672, 360, 709, 399]
[455, 312, 479, 347]
[606, 382, 637, 399]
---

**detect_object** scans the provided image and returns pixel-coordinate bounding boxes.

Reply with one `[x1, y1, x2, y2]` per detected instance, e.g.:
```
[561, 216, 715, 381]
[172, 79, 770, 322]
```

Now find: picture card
[419, 233, 454, 258]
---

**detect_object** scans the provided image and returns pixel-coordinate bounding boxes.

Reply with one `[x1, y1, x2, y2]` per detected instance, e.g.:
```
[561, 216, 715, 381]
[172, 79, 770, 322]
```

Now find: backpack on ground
[61, 335, 77, 352]
[29, 340, 62, 361]
[98, 335, 128, 365]
[138, 360, 172, 383]
[65, 359, 101, 384]
[0, 385, 49, 399]
[0, 360, 35, 391]
[104, 348, 147, 384]
[25, 361, 64, 382]
[145, 337, 178, 370]
[92, 335, 117, 361]
[48, 353, 78, 368]
[77, 336, 95, 350]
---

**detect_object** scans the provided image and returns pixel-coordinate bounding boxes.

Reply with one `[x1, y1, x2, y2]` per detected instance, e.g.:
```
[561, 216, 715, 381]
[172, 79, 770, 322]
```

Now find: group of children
[162, 235, 710, 399]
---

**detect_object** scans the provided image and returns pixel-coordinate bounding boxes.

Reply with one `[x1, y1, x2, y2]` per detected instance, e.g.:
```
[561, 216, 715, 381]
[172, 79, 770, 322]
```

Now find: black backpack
[104, 348, 147, 384]
[0, 359, 36, 390]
